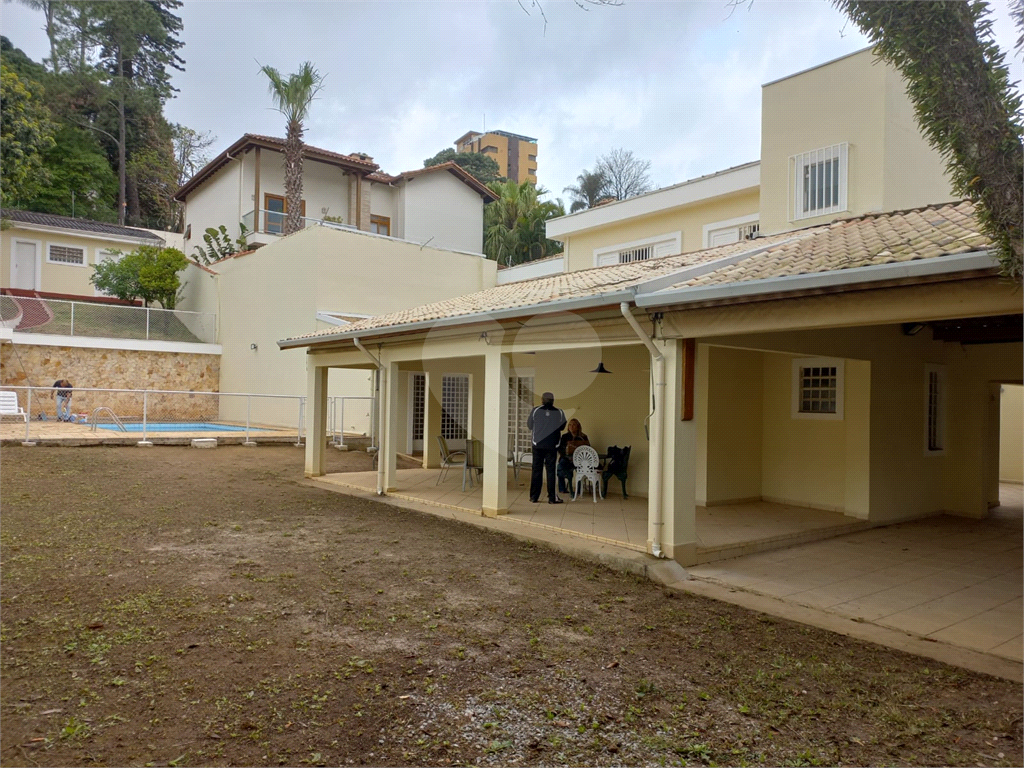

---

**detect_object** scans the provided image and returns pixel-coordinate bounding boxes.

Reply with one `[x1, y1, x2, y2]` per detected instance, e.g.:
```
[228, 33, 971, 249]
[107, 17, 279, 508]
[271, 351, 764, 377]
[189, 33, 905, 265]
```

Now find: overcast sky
[3, 0, 1020, 204]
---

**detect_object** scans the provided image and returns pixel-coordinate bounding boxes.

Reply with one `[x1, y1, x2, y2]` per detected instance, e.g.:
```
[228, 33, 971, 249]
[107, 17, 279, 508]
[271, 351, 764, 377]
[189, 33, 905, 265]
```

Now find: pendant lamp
[590, 362, 612, 374]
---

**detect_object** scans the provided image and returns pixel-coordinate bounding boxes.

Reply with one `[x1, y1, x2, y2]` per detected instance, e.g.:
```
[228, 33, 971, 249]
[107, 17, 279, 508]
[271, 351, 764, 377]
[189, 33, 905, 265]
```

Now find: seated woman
[557, 418, 590, 494]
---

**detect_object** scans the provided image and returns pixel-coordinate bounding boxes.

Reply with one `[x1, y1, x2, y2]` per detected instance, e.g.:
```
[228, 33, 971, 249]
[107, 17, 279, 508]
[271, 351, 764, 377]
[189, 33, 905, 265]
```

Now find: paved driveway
[689, 485, 1023, 663]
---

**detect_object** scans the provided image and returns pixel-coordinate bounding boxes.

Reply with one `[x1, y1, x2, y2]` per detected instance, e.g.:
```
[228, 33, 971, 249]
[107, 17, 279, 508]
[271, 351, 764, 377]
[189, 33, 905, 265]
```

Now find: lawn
[25, 301, 205, 344]
[1, 446, 1020, 767]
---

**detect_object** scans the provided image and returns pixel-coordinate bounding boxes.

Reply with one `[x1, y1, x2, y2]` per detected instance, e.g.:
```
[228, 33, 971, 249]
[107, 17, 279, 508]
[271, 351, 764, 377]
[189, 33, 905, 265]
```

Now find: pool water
[95, 422, 272, 433]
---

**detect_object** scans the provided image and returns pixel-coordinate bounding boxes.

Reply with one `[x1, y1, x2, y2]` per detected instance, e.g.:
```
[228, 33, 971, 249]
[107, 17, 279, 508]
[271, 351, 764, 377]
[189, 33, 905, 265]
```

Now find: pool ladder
[90, 407, 127, 432]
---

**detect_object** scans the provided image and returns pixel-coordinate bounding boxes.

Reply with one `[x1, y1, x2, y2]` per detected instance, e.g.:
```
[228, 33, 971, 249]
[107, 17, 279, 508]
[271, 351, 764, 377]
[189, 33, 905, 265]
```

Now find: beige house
[1, 210, 168, 298]
[174, 134, 497, 255]
[284, 202, 1021, 566]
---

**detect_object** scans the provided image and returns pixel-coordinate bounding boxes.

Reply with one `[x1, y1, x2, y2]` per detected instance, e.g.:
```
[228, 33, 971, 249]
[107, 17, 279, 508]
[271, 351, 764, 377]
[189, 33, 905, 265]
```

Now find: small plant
[60, 716, 91, 740]
[192, 223, 250, 266]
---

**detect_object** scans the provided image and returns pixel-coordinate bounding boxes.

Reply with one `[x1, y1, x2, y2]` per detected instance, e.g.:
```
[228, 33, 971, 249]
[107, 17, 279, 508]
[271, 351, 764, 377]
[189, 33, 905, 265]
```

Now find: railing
[241, 209, 358, 238]
[1, 387, 305, 444]
[0, 295, 216, 344]
[328, 396, 375, 448]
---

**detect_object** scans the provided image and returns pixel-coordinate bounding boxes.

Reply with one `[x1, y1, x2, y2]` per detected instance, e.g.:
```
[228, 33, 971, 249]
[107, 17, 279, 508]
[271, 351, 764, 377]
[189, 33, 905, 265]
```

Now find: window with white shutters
[791, 143, 848, 221]
[594, 233, 681, 267]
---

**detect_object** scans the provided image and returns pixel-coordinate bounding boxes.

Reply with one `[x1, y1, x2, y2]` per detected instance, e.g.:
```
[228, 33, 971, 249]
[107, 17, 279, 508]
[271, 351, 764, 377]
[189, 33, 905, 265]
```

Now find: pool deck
[0, 419, 302, 446]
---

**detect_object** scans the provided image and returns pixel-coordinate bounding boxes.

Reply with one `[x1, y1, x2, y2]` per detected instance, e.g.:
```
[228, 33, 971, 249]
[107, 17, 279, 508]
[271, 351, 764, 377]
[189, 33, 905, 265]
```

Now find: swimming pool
[95, 422, 272, 433]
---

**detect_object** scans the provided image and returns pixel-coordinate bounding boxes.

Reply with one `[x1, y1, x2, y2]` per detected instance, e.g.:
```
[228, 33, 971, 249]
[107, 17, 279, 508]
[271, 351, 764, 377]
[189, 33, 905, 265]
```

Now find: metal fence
[0, 295, 216, 344]
[1, 386, 303, 443]
[1, 386, 379, 446]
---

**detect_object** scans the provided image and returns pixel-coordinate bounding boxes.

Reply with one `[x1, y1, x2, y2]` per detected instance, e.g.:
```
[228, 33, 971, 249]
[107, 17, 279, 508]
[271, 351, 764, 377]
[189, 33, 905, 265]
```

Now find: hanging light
[590, 362, 612, 374]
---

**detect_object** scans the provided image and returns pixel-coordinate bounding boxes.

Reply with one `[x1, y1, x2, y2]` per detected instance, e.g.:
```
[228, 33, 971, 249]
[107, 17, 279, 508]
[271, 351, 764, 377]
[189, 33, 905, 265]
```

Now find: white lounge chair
[0, 390, 27, 423]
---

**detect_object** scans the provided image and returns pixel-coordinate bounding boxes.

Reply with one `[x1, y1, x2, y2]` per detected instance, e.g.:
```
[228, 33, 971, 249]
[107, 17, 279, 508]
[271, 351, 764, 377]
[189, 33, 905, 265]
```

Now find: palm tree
[563, 169, 609, 213]
[484, 181, 565, 267]
[258, 61, 325, 235]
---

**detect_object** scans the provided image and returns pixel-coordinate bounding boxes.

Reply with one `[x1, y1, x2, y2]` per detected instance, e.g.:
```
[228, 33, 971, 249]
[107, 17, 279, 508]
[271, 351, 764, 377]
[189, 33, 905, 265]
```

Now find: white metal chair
[0, 391, 27, 423]
[571, 445, 602, 503]
[436, 435, 467, 485]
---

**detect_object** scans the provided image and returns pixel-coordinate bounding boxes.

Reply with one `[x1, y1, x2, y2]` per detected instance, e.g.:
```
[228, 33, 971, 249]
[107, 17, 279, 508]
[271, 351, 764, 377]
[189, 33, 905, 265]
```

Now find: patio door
[508, 375, 534, 461]
[441, 374, 470, 450]
[408, 372, 425, 453]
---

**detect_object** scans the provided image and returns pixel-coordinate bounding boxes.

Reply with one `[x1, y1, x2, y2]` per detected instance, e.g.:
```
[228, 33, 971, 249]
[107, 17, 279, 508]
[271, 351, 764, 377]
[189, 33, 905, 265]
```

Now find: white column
[658, 338, 698, 566]
[482, 347, 510, 517]
[382, 360, 401, 493]
[304, 362, 328, 478]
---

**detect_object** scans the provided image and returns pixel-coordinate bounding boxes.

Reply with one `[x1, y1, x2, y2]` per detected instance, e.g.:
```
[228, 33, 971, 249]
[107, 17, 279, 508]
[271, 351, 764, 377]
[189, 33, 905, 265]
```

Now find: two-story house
[174, 134, 497, 256]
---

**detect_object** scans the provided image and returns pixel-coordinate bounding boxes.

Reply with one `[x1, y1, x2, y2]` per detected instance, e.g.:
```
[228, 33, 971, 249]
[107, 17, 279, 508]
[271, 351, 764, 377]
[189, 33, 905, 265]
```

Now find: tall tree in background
[259, 61, 325, 235]
[832, 0, 1023, 280]
[0, 63, 56, 205]
[484, 181, 564, 266]
[563, 168, 610, 212]
[11, 0, 63, 72]
[596, 148, 653, 201]
[423, 148, 502, 184]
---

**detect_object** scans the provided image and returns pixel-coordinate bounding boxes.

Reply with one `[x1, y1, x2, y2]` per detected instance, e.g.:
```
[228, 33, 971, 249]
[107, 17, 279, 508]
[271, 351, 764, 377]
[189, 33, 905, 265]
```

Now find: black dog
[602, 445, 631, 499]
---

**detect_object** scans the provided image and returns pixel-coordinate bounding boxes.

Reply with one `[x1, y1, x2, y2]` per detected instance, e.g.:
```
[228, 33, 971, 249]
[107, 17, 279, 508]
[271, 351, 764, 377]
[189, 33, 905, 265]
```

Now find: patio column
[382, 360, 401, 493]
[657, 338, 698, 566]
[482, 347, 510, 516]
[304, 362, 328, 478]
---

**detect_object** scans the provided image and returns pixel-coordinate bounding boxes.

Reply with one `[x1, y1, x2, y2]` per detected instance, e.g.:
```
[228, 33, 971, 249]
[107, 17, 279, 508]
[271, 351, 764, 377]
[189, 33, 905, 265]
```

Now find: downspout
[353, 337, 385, 496]
[621, 302, 667, 558]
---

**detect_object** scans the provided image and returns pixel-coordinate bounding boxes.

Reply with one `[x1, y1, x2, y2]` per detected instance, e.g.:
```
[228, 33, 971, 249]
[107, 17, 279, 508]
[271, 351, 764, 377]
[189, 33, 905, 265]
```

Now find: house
[281, 47, 1021, 566]
[455, 130, 538, 184]
[1, 209, 168, 297]
[174, 134, 497, 256]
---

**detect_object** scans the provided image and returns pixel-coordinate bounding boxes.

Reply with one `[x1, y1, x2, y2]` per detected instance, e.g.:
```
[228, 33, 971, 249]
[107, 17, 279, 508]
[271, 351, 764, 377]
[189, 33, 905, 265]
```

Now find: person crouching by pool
[527, 392, 566, 504]
[557, 418, 590, 494]
[52, 378, 74, 422]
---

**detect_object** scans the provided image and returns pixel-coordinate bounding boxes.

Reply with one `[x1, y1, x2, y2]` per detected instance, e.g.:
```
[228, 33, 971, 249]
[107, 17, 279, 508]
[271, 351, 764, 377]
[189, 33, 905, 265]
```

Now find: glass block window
[47, 244, 85, 265]
[792, 358, 844, 420]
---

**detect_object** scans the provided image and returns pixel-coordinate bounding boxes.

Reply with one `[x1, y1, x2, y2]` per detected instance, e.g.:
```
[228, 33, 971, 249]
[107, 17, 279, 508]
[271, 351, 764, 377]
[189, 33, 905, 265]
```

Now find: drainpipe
[353, 337, 385, 496]
[620, 302, 667, 559]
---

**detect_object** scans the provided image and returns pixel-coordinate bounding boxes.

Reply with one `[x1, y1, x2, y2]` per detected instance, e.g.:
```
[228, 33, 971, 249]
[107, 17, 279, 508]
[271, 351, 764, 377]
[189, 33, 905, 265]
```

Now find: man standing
[52, 378, 74, 422]
[527, 391, 566, 504]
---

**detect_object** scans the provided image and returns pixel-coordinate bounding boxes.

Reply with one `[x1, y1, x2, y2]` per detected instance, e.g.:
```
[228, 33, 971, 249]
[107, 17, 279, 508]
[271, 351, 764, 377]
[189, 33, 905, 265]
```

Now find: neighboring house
[547, 48, 955, 272]
[455, 130, 538, 184]
[1, 209, 166, 297]
[174, 134, 497, 256]
[285, 201, 1021, 567]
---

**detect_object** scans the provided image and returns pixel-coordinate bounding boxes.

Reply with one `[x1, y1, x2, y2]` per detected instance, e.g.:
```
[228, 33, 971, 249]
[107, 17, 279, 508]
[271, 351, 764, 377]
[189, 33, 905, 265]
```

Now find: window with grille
[47, 244, 85, 265]
[792, 358, 844, 420]
[739, 222, 759, 240]
[924, 365, 946, 454]
[507, 375, 534, 458]
[441, 374, 469, 442]
[791, 143, 848, 221]
[595, 233, 681, 267]
[411, 373, 425, 442]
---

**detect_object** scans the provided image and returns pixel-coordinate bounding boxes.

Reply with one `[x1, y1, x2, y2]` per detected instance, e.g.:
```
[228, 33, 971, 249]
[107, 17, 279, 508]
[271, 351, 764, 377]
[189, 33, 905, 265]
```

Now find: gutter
[635, 250, 998, 308]
[620, 303, 666, 559]
[353, 338, 385, 496]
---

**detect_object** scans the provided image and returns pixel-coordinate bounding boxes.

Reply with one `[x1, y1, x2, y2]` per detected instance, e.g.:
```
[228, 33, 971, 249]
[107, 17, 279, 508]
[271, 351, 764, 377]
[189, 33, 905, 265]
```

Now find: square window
[792, 358, 844, 420]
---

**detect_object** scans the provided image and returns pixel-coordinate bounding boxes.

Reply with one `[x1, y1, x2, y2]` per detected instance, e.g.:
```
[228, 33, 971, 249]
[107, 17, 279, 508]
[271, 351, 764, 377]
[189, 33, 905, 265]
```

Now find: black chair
[602, 445, 631, 499]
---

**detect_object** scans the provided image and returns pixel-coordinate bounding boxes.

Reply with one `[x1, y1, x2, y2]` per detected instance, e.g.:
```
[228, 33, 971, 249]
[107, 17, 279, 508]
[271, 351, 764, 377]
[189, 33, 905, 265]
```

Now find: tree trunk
[44, 0, 59, 74]
[117, 92, 127, 225]
[126, 172, 141, 226]
[284, 118, 304, 235]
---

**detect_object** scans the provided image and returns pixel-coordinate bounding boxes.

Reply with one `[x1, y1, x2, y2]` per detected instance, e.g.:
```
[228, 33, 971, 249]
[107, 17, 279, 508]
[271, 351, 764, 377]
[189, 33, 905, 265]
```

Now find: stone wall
[1, 343, 220, 420]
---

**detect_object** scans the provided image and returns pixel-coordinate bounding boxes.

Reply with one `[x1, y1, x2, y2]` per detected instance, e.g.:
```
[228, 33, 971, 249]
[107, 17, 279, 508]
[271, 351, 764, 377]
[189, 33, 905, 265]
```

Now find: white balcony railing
[0, 294, 216, 345]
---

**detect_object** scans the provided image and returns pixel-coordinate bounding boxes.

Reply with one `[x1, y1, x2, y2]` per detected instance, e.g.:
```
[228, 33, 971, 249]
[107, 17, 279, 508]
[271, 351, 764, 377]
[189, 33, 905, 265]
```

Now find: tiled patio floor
[320, 467, 867, 559]
[689, 484, 1024, 662]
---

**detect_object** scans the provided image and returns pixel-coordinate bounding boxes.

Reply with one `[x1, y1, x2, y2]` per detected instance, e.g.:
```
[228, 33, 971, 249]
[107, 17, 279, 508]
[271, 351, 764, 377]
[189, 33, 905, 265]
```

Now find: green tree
[0, 63, 57, 206]
[424, 147, 502, 184]
[90, 244, 188, 308]
[563, 168, 610, 213]
[258, 61, 325, 235]
[832, 0, 1023, 280]
[18, 125, 118, 220]
[484, 180, 564, 267]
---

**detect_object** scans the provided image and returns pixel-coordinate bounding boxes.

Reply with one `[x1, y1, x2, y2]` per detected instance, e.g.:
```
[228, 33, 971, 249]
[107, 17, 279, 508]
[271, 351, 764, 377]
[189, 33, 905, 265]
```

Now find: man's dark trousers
[530, 447, 558, 502]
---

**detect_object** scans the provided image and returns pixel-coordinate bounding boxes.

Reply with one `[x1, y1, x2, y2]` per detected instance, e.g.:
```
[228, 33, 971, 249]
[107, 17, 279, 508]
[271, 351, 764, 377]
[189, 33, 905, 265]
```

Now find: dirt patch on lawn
[2, 446, 1021, 767]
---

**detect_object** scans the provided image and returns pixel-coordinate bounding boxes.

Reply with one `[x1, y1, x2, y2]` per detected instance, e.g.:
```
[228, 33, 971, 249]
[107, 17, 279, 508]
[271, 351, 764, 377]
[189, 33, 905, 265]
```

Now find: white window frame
[508, 368, 536, 462]
[440, 373, 473, 447]
[9, 238, 43, 291]
[702, 213, 760, 249]
[790, 142, 849, 222]
[406, 371, 427, 454]
[593, 231, 681, 267]
[46, 242, 89, 268]
[923, 364, 947, 456]
[791, 357, 845, 420]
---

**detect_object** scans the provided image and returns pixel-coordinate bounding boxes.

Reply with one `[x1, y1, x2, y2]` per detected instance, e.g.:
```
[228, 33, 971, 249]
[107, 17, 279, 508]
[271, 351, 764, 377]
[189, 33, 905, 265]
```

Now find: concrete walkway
[309, 474, 1023, 681]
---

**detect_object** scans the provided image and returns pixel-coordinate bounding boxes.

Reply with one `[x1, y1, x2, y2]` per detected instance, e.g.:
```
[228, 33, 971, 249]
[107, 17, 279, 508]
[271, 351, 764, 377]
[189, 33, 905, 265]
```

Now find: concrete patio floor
[689, 484, 1024, 663]
[319, 466, 869, 561]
